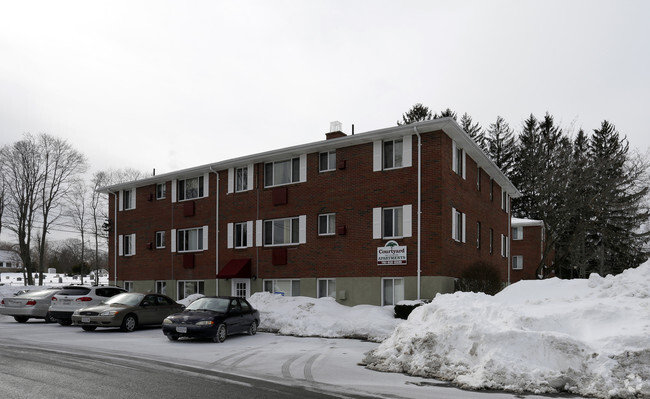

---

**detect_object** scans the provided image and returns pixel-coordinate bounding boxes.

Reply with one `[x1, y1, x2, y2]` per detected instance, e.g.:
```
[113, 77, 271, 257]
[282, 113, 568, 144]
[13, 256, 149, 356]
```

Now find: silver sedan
[0, 288, 60, 323]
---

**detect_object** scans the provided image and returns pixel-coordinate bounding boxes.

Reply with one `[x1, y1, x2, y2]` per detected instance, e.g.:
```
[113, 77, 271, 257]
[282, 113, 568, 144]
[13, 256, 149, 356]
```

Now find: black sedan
[162, 296, 260, 343]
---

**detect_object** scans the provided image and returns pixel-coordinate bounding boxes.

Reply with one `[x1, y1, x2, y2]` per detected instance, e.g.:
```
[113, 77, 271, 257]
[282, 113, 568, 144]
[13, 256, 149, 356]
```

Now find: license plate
[63, 299, 71, 305]
[82, 317, 90, 323]
[176, 326, 187, 333]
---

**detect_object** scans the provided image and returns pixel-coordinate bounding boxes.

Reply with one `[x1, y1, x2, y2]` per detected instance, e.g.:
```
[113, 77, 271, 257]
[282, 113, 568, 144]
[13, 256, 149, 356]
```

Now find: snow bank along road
[0, 317, 573, 399]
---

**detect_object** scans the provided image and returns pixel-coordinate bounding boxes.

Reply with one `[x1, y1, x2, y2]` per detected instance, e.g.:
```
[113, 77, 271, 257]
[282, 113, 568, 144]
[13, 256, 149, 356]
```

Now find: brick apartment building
[100, 118, 522, 306]
[510, 217, 554, 283]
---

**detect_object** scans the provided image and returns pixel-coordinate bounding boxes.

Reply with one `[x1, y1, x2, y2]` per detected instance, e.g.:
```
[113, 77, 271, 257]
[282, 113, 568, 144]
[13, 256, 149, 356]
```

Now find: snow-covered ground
[2, 264, 648, 398]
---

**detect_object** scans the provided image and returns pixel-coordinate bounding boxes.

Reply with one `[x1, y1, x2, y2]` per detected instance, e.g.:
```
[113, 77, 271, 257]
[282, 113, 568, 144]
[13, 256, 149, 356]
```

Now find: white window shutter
[462, 150, 466, 180]
[247, 164, 254, 191]
[452, 141, 458, 174]
[403, 135, 412, 167]
[452, 208, 457, 240]
[131, 234, 136, 255]
[501, 234, 505, 257]
[131, 188, 136, 209]
[256, 220, 263, 247]
[299, 154, 307, 183]
[403, 204, 412, 237]
[461, 213, 466, 243]
[118, 235, 124, 256]
[118, 191, 124, 211]
[171, 229, 176, 252]
[202, 226, 209, 250]
[373, 141, 382, 172]
[203, 173, 209, 197]
[171, 180, 177, 203]
[227, 223, 234, 249]
[247, 220, 254, 247]
[227, 168, 234, 194]
[372, 207, 382, 239]
[299, 215, 307, 244]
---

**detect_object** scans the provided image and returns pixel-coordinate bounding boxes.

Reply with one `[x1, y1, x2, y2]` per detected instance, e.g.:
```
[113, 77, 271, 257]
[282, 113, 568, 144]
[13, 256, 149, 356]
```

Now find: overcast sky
[1, 0, 649, 177]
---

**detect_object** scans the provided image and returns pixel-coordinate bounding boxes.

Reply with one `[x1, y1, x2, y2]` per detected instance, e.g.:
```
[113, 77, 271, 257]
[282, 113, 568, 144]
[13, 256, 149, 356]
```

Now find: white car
[48, 285, 126, 325]
[0, 288, 61, 323]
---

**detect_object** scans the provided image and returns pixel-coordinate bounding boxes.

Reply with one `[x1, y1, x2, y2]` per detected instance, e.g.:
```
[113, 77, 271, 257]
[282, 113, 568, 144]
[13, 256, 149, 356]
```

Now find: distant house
[0, 250, 23, 271]
[510, 218, 553, 283]
[99, 118, 522, 305]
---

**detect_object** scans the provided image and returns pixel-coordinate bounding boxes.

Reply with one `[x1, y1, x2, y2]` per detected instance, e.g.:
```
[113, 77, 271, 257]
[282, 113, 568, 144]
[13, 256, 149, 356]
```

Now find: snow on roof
[511, 217, 544, 227]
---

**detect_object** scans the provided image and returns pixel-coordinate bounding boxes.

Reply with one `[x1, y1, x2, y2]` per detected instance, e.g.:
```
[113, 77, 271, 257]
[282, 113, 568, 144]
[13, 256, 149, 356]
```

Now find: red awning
[216, 258, 251, 279]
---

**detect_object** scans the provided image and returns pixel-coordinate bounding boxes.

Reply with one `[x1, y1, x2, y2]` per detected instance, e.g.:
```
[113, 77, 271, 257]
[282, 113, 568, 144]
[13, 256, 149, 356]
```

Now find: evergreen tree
[484, 116, 516, 177]
[460, 113, 485, 150]
[397, 103, 433, 125]
[587, 121, 650, 275]
[433, 108, 457, 120]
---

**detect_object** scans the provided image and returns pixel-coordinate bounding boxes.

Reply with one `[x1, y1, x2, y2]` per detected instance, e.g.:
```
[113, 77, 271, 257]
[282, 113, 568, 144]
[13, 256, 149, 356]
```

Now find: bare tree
[35, 134, 87, 285]
[68, 179, 90, 284]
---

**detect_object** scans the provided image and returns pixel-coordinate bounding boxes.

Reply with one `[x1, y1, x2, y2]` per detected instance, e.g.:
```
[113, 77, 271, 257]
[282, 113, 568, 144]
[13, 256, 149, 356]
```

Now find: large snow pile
[248, 292, 401, 342]
[363, 264, 650, 398]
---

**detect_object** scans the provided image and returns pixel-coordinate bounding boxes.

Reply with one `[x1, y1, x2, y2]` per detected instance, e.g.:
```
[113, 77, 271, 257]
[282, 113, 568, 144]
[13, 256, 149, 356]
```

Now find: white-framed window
[263, 279, 300, 296]
[235, 222, 248, 248]
[373, 136, 412, 171]
[489, 228, 494, 254]
[372, 205, 412, 239]
[177, 175, 205, 201]
[452, 141, 466, 179]
[318, 213, 336, 236]
[155, 231, 165, 249]
[382, 277, 404, 306]
[177, 280, 204, 300]
[264, 156, 306, 187]
[120, 188, 136, 211]
[124, 281, 133, 292]
[501, 191, 509, 213]
[155, 281, 167, 295]
[156, 183, 166, 200]
[512, 255, 523, 270]
[318, 279, 336, 298]
[177, 227, 205, 252]
[263, 216, 306, 246]
[512, 226, 523, 240]
[319, 150, 336, 172]
[235, 167, 249, 192]
[501, 234, 509, 258]
[118, 234, 136, 256]
[452, 208, 466, 243]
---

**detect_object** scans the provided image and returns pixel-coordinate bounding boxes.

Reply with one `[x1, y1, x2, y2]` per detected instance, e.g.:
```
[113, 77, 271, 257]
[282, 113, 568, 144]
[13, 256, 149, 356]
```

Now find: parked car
[72, 292, 184, 332]
[162, 296, 260, 343]
[48, 285, 126, 325]
[0, 288, 61, 323]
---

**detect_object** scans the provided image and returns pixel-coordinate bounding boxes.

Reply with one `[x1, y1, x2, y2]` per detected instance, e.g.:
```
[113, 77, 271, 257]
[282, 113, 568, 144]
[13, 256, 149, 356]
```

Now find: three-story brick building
[101, 118, 521, 305]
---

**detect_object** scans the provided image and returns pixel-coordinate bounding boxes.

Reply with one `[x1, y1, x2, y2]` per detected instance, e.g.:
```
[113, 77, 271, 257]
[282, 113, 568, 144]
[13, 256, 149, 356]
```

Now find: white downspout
[108, 190, 118, 286]
[209, 167, 219, 296]
[507, 197, 511, 285]
[413, 126, 422, 300]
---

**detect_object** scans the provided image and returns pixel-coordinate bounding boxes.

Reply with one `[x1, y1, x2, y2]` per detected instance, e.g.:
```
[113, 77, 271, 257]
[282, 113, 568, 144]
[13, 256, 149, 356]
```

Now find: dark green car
[72, 292, 184, 332]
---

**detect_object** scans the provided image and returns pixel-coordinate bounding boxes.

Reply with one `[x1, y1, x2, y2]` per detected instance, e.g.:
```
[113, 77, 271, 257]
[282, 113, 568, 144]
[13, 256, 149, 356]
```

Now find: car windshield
[186, 298, 229, 312]
[104, 293, 145, 306]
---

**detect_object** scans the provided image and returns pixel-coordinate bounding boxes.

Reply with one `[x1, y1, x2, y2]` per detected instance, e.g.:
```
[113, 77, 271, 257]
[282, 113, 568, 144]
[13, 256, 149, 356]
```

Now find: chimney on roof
[326, 120, 347, 140]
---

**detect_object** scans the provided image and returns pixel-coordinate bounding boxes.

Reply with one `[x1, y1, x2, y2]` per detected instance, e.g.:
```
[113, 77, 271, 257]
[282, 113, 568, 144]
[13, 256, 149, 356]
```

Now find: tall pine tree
[485, 116, 516, 177]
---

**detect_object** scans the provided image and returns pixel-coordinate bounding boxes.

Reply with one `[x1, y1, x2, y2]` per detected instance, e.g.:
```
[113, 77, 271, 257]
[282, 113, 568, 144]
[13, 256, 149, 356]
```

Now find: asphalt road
[0, 344, 362, 399]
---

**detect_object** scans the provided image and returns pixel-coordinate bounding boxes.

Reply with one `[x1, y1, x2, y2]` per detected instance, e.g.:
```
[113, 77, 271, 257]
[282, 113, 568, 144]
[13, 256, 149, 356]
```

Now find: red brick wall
[510, 225, 546, 283]
[109, 129, 512, 285]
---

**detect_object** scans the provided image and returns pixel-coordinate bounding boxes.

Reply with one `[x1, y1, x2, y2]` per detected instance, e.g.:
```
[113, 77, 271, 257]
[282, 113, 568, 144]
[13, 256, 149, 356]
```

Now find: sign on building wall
[377, 240, 407, 265]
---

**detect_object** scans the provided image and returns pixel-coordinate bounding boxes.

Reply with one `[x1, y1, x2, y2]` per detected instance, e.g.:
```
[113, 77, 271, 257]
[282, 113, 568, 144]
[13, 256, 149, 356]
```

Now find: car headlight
[100, 310, 119, 316]
[162, 318, 173, 325]
[73, 309, 81, 316]
[196, 320, 214, 326]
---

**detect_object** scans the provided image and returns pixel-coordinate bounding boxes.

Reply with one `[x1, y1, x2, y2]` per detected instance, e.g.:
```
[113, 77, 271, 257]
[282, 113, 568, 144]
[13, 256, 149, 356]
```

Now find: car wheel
[14, 316, 29, 323]
[58, 319, 72, 326]
[82, 326, 97, 332]
[213, 323, 227, 343]
[167, 335, 179, 341]
[44, 312, 57, 323]
[120, 314, 137, 332]
[248, 320, 258, 336]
